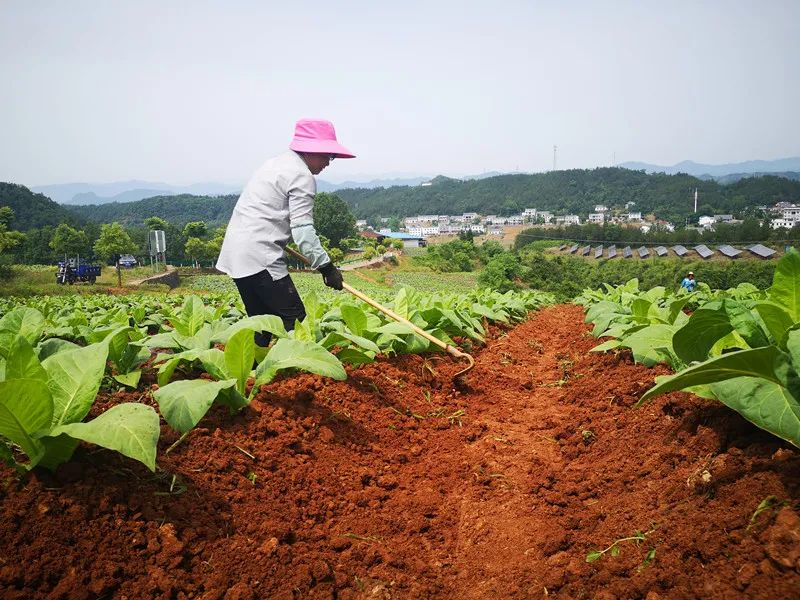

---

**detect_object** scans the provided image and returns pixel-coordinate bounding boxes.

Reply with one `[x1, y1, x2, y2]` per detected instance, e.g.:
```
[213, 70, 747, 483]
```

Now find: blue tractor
[56, 258, 102, 285]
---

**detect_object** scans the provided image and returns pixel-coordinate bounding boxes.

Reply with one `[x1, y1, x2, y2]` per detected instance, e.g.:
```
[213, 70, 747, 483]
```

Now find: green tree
[313, 192, 358, 248]
[387, 216, 402, 231]
[0, 208, 24, 257]
[49, 224, 89, 259]
[93, 222, 137, 287]
[183, 221, 208, 239]
[478, 253, 523, 292]
[390, 238, 404, 250]
[363, 246, 376, 260]
[144, 216, 169, 230]
[184, 237, 212, 268]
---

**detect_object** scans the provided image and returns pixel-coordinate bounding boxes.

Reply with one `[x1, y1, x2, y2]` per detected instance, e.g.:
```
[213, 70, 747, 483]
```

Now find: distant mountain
[317, 177, 431, 192]
[31, 181, 241, 205]
[619, 157, 800, 177]
[0, 183, 85, 230]
[712, 171, 800, 185]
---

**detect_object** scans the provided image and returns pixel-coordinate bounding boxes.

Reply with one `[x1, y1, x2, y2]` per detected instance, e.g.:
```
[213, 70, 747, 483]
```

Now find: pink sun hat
[289, 118, 356, 158]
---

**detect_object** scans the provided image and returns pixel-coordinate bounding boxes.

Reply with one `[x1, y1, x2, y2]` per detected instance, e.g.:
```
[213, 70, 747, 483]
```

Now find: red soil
[1, 304, 799, 599]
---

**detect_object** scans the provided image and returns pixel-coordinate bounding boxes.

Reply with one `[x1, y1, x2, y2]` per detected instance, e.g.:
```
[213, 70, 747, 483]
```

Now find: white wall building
[462, 212, 479, 222]
[538, 211, 553, 223]
[356, 220, 368, 230]
[594, 205, 608, 213]
[588, 213, 605, 224]
[627, 212, 642, 221]
[556, 215, 581, 225]
[506, 215, 524, 225]
[698, 216, 715, 228]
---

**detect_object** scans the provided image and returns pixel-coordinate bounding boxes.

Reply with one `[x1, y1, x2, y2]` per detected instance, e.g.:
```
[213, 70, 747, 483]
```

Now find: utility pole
[553, 145, 557, 171]
[694, 188, 698, 213]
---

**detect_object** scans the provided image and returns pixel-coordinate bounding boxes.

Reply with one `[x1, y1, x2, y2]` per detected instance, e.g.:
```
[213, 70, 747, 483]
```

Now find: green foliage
[582, 249, 800, 448]
[0, 183, 85, 231]
[520, 251, 775, 302]
[478, 253, 523, 292]
[0, 310, 160, 471]
[417, 239, 479, 272]
[93, 222, 137, 262]
[313, 192, 358, 248]
[49, 224, 89, 257]
[182, 221, 208, 239]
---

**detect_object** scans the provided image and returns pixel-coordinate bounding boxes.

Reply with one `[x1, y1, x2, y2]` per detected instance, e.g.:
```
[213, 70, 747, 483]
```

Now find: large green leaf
[154, 378, 237, 433]
[42, 341, 109, 427]
[673, 308, 735, 364]
[710, 377, 800, 449]
[49, 403, 160, 471]
[768, 249, 800, 322]
[214, 315, 287, 344]
[224, 328, 254, 395]
[254, 338, 346, 389]
[0, 307, 45, 348]
[754, 302, 796, 346]
[4, 336, 48, 382]
[198, 348, 229, 381]
[36, 338, 80, 361]
[341, 304, 368, 337]
[621, 324, 676, 367]
[173, 295, 206, 336]
[156, 349, 203, 386]
[638, 345, 784, 406]
[0, 379, 52, 464]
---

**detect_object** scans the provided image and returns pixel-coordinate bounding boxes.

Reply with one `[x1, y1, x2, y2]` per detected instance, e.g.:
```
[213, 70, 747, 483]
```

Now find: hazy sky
[2, 0, 799, 185]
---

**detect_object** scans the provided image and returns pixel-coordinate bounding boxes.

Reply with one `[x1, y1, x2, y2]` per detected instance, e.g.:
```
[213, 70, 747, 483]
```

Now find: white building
[462, 212, 479, 222]
[714, 214, 734, 222]
[588, 213, 605, 224]
[522, 208, 538, 222]
[772, 218, 797, 229]
[594, 204, 608, 213]
[698, 216, 715, 228]
[627, 212, 642, 221]
[407, 226, 440, 237]
[539, 211, 553, 224]
[556, 215, 581, 225]
[356, 220, 368, 230]
[506, 215, 524, 225]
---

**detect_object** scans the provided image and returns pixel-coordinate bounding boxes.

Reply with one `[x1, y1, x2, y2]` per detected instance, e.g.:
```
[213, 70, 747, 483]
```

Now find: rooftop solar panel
[622, 246, 632, 258]
[593, 245, 603, 258]
[694, 244, 714, 259]
[672, 245, 688, 256]
[607, 245, 617, 258]
[718, 244, 742, 258]
[655, 246, 668, 256]
[638, 246, 650, 258]
[580, 245, 591, 256]
[748, 244, 777, 258]
[568, 244, 578, 254]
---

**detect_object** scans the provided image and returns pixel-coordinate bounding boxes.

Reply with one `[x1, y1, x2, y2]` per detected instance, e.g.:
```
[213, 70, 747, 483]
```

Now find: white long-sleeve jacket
[216, 151, 330, 279]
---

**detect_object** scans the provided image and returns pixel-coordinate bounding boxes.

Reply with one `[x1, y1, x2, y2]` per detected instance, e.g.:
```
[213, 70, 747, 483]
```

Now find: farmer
[680, 271, 696, 292]
[216, 118, 355, 346]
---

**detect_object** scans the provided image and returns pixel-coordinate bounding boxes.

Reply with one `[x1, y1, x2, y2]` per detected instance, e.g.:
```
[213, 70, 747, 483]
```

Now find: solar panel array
[748, 244, 777, 258]
[718, 244, 742, 258]
[694, 244, 714, 259]
[559, 240, 781, 260]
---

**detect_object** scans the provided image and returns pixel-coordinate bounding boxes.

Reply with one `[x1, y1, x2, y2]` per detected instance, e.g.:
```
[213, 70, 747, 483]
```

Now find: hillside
[67, 194, 239, 226]
[60, 169, 800, 226]
[336, 169, 800, 222]
[619, 156, 800, 177]
[0, 183, 85, 230]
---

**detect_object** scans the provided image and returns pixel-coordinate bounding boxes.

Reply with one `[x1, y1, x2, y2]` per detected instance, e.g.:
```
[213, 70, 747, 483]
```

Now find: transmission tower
[553, 145, 557, 171]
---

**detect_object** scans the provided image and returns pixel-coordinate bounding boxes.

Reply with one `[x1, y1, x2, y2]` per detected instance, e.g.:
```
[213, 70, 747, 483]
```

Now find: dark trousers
[233, 270, 306, 347]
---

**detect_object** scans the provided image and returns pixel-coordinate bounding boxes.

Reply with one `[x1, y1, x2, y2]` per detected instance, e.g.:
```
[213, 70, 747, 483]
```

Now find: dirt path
[1, 305, 799, 599]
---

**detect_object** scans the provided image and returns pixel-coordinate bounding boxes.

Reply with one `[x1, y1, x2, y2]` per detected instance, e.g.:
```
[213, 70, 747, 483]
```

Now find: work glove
[319, 262, 343, 290]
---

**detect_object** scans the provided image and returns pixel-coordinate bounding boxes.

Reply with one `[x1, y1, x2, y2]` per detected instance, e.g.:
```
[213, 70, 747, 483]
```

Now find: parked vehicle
[56, 259, 101, 284]
[119, 254, 138, 268]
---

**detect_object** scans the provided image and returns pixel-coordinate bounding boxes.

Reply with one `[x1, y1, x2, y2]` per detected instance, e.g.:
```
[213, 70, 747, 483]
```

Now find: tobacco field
[0, 262, 799, 598]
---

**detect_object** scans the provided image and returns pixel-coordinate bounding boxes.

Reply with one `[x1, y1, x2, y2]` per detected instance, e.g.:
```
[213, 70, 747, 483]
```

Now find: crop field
[1, 260, 799, 598]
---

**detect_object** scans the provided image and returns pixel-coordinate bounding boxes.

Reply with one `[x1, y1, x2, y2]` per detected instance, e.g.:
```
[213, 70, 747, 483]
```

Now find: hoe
[285, 247, 475, 377]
